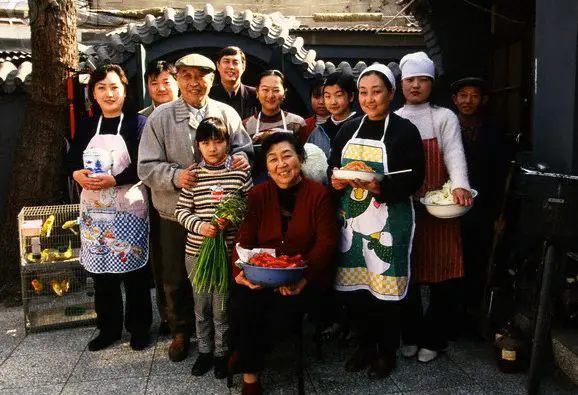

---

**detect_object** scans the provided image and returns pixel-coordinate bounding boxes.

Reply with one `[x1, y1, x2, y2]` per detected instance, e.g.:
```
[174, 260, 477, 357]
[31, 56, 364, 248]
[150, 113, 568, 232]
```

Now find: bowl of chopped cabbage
[419, 181, 478, 219]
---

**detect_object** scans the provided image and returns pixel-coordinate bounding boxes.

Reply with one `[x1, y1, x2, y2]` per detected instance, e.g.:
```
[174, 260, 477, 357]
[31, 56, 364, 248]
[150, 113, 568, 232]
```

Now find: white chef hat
[399, 51, 435, 80]
[357, 63, 396, 90]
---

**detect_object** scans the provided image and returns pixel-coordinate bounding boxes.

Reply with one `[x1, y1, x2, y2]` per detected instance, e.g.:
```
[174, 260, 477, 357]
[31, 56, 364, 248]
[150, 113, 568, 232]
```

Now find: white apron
[334, 115, 415, 301]
[79, 114, 149, 273]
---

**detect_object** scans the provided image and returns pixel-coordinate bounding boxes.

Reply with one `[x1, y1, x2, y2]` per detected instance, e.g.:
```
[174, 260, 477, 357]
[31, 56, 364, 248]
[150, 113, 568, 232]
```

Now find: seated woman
[230, 133, 338, 395]
[243, 70, 307, 184]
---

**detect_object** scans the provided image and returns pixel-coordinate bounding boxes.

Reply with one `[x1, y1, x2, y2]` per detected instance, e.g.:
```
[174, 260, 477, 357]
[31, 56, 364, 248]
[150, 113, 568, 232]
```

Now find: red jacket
[233, 178, 338, 287]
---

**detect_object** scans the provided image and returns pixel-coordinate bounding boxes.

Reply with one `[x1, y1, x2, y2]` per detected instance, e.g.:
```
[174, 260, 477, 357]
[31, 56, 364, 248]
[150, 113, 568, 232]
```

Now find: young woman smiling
[328, 63, 425, 379]
[242, 70, 307, 183]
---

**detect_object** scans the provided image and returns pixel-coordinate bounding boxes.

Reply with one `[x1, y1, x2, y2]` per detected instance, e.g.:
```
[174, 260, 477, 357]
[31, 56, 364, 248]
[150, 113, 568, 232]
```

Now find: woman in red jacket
[230, 133, 338, 395]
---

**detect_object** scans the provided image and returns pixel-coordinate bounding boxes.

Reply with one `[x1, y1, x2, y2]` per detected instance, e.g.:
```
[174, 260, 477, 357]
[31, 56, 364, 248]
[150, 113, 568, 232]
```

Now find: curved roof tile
[82, 5, 404, 80]
[0, 60, 32, 93]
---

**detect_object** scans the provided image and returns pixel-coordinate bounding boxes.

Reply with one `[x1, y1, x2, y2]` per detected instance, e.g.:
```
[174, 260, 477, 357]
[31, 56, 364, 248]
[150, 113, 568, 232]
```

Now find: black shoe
[344, 347, 373, 372]
[158, 320, 170, 336]
[130, 331, 150, 351]
[191, 352, 213, 376]
[367, 353, 396, 380]
[88, 332, 120, 351]
[213, 355, 228, 379]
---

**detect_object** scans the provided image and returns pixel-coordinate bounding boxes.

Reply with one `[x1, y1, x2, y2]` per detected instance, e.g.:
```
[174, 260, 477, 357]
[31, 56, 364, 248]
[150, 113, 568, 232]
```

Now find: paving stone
[12, 326, 95, 355]
[390, 354, 474, 392]
[150, 338, 197, 376]
[146, 373, 229, 395]
[61, 377, 147, 395]
[68, 346, 154, 383]
[402, 384, 488, 395]
[0, 350, 81, 389]
[0, 384, 64, 394]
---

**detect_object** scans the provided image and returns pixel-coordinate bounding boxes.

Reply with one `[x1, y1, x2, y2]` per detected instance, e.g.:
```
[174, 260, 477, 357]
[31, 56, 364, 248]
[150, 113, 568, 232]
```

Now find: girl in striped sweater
[175, 117, 253, 379]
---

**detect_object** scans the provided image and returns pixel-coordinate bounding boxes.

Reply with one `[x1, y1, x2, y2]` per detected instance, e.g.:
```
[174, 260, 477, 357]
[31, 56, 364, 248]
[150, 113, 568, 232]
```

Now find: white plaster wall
[92, 0, 398, 16]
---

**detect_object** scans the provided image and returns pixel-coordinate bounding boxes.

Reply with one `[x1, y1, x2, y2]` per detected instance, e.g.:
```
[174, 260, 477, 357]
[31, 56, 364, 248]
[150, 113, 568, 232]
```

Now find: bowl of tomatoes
[242, 252, 306, 287]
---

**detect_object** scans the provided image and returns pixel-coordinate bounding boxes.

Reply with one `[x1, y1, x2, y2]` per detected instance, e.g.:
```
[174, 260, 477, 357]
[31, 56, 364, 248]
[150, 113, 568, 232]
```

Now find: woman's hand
[277, 278, 307, 296]
[215, 218, 231, 231]
[350, 178, 381, 195]
[73, 169, 93, 189]
[452, 188, 473, 207]
[88, 175, 117, 190]
[331, 176, 350, 190]
[199, 222, 218, 238]
[232, 154, 250, 171]
[235, 270, 264, 290]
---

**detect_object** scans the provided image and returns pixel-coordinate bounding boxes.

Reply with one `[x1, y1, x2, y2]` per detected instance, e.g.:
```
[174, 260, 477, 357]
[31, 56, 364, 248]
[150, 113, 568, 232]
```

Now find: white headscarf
[399, 51, 435, 80]
[357, 63, 396, 90]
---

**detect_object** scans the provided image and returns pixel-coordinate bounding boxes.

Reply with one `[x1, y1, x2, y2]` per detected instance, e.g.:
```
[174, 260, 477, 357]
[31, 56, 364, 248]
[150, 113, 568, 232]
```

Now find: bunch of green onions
[192, 191, 248, 294]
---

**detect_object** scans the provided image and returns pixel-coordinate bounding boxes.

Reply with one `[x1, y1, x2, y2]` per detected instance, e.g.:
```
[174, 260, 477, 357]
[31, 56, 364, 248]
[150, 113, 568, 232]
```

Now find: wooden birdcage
[18, 204, 96, 333]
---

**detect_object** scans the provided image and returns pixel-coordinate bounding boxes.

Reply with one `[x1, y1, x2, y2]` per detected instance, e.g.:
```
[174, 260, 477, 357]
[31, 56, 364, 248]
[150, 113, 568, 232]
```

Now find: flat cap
[451, 77, 486, 93]
[175, 54, 215, 71]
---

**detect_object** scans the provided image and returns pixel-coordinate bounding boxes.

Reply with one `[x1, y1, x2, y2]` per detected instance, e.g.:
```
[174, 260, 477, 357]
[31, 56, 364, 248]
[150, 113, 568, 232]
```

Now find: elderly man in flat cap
[138, 53, 253, 363]
[451, 77, 509, 331]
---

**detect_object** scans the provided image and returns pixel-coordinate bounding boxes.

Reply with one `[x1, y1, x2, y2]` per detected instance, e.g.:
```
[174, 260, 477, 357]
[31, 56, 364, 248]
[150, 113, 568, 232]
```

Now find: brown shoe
[241, 380, 262, 395]
[168, 334, 190, 362]
[344, 347, 373, 372]
[367, 353, 396, 380]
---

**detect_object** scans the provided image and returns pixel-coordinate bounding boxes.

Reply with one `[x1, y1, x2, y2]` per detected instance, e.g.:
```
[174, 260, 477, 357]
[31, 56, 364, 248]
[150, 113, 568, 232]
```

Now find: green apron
[334, 114, 415, 301]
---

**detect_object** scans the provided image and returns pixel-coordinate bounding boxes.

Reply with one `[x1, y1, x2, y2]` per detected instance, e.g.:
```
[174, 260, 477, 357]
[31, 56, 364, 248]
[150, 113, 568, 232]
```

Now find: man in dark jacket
[209, 46, 258, 120]
[452, 77, 509, 325]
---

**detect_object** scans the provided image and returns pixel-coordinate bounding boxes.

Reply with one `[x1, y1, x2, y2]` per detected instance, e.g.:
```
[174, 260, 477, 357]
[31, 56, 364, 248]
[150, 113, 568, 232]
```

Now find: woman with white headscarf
[395, 51, 473, 363]
[328, 63, 425, 379]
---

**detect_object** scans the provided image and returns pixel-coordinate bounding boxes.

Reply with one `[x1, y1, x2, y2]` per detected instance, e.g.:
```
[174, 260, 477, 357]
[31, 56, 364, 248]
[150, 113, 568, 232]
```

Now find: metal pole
[527, 243, 556, 395]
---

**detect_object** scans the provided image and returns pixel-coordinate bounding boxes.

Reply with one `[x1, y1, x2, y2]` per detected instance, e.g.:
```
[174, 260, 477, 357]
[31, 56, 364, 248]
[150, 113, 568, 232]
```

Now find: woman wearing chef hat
[395, 51, 473, 363]
[328, 63, 425, 379]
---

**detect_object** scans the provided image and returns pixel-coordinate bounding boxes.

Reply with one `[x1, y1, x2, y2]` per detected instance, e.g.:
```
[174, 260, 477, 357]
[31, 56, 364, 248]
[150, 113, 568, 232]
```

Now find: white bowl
[332, 169, 384, 182]
[419, 189, 478, 219]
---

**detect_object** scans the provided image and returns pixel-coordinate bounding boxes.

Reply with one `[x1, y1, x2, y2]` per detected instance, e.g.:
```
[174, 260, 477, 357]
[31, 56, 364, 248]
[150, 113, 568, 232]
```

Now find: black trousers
[401, 279, 461, 351]
[148, 203, 167, 321]
[340, 290, 401, 356]
[460, 205, 494, 310]
[159, 217, 194, 336]
[93, 265, 152, 336]
[230, 283, 309, 373]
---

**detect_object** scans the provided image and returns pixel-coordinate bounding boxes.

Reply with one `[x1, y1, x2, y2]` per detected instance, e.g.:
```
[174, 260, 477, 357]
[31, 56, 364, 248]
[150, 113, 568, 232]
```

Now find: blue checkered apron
[79, 115, 149, 274]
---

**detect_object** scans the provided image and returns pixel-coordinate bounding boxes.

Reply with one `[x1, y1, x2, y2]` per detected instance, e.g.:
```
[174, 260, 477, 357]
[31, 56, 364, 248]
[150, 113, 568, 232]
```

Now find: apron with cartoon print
[334, 115, 415, 301]
[79, 114, 149, 273]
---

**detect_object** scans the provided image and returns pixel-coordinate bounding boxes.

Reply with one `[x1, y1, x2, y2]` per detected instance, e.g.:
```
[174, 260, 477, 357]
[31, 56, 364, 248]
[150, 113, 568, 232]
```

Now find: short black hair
[216, 46, 246, 65]
[260, 132, 306, 163]
[195, 117, 230, 143]
[359, 70, 393, 92]
[323, 71, 356, 97]
[145, 60, 177, 81]
[309, 77, 325, 98]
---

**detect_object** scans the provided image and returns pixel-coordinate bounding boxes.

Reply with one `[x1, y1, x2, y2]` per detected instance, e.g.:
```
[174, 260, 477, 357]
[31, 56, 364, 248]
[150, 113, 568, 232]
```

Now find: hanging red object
[67, 75, 76, 140]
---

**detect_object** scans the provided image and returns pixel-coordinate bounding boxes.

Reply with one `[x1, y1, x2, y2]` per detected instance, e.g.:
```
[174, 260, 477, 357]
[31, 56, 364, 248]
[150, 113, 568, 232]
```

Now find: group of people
[67, 45, 507, 395]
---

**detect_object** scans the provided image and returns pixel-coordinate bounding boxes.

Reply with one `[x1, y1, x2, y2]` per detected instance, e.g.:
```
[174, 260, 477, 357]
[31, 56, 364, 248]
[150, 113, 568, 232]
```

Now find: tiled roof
[83, 5, 407, 79]
[0, 51, 32, 93]
[292, 25, 421, 33]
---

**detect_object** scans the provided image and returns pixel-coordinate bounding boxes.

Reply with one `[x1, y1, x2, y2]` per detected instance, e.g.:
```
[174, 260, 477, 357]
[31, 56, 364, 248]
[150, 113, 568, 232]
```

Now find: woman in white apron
[69, 64, 152, 352]
[242, 70, 307, 184]
[328, 64, 425, 379]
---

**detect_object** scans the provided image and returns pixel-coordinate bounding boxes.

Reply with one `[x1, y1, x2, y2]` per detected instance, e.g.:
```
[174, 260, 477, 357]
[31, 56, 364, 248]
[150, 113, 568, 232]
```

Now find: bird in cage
[51, 279, 70, 296]
[40, 215, 56, 237]
[31, 279, 44, 294]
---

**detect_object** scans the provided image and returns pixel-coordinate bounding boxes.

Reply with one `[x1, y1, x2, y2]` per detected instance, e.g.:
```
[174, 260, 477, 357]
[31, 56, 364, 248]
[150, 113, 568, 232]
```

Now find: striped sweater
[175, 162, 253, 256]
